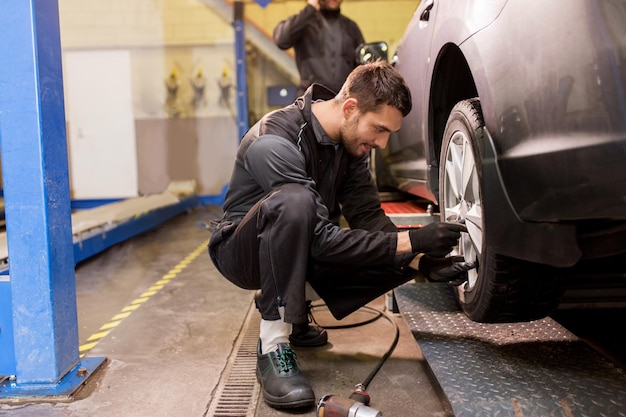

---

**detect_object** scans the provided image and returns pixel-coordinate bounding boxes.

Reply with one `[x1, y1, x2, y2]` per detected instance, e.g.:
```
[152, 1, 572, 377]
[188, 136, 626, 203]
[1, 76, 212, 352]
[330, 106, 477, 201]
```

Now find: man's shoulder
[259, 105, 302, 139]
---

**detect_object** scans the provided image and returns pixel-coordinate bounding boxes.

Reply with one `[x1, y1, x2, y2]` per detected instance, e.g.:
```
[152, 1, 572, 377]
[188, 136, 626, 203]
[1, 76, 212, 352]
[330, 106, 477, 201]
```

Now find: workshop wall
[59, 0, 239, 198]
[56, 0, 416, 199]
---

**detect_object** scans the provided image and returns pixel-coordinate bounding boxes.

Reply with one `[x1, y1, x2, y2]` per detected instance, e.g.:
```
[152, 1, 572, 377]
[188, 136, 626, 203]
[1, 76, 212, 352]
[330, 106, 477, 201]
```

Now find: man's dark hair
[338, 60, 412, 117]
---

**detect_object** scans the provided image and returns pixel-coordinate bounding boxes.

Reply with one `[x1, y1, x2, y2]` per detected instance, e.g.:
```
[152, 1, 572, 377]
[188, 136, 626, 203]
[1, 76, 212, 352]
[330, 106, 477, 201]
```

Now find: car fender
[480, 127, 581, 267]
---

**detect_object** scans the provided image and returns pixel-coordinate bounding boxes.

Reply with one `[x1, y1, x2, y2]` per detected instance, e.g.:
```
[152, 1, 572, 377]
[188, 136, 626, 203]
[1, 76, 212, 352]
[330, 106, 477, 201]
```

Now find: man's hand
[307, 0, 320, 10]
[419, 255, 475, 283]
[408, 222, 467, 257]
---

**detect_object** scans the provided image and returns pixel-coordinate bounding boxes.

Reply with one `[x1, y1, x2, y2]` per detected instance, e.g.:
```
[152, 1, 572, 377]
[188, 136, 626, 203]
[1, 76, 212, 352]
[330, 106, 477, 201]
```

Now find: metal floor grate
[205, 302, 261, 417]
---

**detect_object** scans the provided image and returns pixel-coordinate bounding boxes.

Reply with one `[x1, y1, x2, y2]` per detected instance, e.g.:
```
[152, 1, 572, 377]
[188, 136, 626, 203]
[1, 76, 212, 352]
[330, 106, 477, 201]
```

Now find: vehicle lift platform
[0, 191, 200, 273]
[394, 282, 626, 417]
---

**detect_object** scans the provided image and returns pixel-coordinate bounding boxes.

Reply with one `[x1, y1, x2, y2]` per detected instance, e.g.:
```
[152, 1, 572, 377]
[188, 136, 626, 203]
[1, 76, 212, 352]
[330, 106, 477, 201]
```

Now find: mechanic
[208, 61, 472, 409]
[273, 0, 365, 96]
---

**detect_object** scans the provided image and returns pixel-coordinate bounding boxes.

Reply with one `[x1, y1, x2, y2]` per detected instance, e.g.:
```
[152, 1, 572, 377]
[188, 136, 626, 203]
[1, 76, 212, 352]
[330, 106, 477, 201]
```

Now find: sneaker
[254, 291, 328, 347]
[256, 341, 315, 409]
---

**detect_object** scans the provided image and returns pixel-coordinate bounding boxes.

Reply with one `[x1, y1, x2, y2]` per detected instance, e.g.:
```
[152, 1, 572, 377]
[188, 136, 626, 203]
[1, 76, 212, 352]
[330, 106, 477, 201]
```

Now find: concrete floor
[0, 207, 450, 417]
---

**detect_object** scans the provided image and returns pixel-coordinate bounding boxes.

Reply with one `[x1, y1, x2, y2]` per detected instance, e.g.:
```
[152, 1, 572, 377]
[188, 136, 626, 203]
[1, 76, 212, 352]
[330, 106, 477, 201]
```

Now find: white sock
[259, 306, 292, 354]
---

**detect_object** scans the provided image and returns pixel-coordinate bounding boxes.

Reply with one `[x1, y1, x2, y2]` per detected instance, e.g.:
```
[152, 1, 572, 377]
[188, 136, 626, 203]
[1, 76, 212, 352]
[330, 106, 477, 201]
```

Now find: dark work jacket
[273, 5, 364, 95]
[222, 84, 399, 266]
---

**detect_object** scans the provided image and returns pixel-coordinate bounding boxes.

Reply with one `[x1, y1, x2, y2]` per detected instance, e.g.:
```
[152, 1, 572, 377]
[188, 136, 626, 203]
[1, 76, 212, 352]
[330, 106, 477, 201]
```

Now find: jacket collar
[296, 83, 337, 125]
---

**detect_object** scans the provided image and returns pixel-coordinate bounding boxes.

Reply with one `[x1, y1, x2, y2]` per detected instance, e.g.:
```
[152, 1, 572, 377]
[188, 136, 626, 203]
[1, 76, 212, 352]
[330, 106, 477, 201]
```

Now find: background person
[273, 0, 365, 96]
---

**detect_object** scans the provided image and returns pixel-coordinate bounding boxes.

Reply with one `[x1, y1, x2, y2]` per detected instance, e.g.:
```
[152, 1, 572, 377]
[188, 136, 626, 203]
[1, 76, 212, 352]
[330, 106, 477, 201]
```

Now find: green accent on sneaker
[275, 345, 299, 372]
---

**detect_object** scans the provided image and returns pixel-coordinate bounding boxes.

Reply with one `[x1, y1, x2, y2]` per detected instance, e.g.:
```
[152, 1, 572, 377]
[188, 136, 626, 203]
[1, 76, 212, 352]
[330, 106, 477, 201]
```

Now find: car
[372, 0, 626, 322]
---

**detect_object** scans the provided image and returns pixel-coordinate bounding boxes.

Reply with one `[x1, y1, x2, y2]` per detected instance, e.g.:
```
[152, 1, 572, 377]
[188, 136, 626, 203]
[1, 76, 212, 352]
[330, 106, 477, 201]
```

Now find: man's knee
[263, 183, 316, 224]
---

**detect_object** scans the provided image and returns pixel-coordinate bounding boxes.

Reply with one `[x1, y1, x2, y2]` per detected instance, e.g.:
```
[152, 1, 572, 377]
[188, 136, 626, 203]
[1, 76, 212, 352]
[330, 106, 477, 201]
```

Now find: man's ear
[342, 97, 358, 117]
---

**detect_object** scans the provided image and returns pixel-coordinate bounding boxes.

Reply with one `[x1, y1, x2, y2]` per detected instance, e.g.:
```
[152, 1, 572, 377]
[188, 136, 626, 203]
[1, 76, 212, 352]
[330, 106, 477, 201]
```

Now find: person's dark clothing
[273, 5, 365, 95]
[208, 85, 415, 324]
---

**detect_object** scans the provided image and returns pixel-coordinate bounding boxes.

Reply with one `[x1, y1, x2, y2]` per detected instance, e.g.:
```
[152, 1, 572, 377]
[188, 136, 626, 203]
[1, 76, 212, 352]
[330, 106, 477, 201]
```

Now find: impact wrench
[317, 384, 382, 417]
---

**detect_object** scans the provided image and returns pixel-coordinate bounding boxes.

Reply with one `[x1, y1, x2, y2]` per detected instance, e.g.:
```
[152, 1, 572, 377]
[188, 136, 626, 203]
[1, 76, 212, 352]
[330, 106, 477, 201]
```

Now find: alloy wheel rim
[442, 130, 483, 291]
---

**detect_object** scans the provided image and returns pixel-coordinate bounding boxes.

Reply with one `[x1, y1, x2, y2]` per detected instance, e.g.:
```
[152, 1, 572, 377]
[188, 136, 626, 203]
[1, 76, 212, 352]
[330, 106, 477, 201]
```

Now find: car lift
[0, 1, 107, 399]
[0, 1, 205, 400]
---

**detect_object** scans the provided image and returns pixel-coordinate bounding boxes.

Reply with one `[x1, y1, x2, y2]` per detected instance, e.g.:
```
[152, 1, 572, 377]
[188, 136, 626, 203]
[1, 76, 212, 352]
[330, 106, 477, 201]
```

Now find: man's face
[319, 0, 342, 10]
[339, 103, 403, 158]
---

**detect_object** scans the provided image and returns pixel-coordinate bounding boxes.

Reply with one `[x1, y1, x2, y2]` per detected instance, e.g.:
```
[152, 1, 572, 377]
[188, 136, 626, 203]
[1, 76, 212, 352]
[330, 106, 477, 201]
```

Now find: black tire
[439, 98, 562, 322]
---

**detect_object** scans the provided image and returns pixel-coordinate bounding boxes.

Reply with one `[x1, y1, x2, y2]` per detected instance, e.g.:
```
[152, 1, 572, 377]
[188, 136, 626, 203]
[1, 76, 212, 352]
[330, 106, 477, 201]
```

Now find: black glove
[408, 222, 467, 257]
[419, 255, 476, 283]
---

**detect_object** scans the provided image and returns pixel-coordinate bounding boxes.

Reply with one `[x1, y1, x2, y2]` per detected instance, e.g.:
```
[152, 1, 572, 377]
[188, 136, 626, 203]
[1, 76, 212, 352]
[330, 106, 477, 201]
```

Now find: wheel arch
[428, 44, 479, 200]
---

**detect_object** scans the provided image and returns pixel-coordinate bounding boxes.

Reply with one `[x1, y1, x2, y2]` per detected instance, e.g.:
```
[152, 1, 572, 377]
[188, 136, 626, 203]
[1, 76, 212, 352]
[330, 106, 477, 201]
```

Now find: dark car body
[382, 0, 626, 321]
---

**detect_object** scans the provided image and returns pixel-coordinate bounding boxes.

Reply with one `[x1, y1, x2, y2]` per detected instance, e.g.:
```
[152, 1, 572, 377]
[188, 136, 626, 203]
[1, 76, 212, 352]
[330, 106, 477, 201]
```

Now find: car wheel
[439, 98, 561, 322]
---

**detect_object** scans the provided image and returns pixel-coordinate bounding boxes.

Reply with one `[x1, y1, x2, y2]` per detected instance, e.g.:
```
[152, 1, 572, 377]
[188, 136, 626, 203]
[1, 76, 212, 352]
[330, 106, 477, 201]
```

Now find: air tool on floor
[317, 384, 382, 417]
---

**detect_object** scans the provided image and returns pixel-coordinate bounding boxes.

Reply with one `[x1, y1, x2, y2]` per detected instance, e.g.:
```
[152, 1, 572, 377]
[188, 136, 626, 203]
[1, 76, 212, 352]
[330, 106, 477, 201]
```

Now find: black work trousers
[208, 183, 416, 323]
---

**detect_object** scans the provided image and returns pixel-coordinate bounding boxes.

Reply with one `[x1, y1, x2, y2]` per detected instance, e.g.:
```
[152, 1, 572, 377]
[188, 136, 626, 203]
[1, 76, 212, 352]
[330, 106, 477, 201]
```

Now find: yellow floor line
[79, 239, 209, 357]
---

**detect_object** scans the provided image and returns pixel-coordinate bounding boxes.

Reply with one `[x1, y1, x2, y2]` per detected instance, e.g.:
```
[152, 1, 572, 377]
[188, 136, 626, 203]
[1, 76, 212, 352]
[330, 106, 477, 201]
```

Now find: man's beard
[339, 118, 364, 157]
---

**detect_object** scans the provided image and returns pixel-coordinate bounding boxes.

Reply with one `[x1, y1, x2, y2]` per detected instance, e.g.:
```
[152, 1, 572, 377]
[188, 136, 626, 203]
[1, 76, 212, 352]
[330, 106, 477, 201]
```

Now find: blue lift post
[0, 0, 105, 399]
[234, 0, 249, 141]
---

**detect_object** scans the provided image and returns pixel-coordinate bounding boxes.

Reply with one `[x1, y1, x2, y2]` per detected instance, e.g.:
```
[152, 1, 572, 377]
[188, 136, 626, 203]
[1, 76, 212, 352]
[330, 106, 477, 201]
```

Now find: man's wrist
[408, 253, 424, 271]
[396, 230, 413, 254]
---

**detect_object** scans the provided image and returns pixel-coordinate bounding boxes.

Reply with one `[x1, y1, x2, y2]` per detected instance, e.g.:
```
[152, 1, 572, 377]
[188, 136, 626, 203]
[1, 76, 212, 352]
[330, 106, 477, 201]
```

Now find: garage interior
[1, 1, 625, 417]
